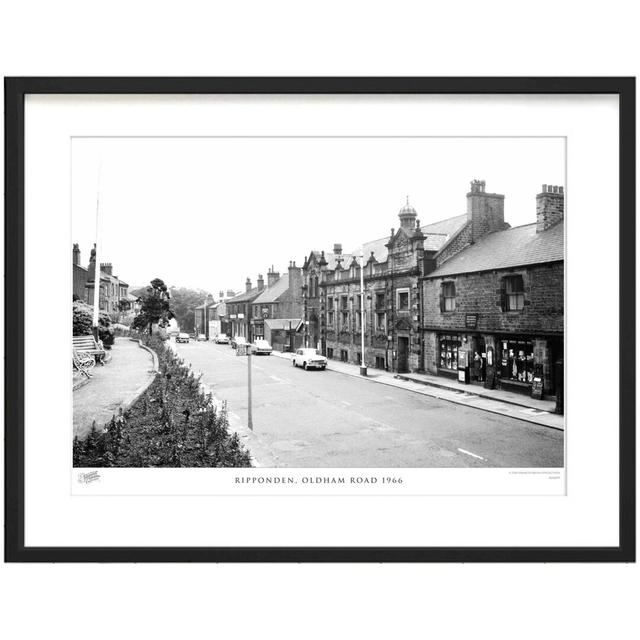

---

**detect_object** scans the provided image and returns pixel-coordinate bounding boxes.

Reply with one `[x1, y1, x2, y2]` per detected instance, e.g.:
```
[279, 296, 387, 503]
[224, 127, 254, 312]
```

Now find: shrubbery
[73, 301, 115, 348]
[73, 336, 252, 468]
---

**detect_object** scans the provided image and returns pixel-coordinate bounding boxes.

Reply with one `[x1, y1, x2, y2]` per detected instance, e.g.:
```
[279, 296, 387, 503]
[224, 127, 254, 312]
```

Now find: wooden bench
[73, 335, 106, 364]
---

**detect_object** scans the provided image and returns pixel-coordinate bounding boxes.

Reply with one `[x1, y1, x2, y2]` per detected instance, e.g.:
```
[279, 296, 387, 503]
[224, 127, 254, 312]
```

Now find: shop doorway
[397, 337, 409, 373]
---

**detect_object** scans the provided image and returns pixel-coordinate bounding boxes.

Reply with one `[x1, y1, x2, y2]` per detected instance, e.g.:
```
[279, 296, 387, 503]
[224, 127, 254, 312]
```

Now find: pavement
[73, 337, 157, 438]
[271, 351, 564, 431]
[173, 339, 564, 468]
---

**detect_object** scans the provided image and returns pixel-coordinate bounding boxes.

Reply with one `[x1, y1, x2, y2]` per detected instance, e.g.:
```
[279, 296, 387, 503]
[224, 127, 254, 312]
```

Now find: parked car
[292, 348, 327, 370]
[196, 333, 207, 341]
[231, 336, 248, 349]
[176, 332, 190, 344]
[214, 334, 230, 344]
[253, 339, 273, 355]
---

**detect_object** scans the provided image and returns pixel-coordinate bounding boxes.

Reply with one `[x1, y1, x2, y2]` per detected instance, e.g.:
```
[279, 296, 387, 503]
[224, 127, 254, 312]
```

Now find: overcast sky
[71, 137, 565, 296]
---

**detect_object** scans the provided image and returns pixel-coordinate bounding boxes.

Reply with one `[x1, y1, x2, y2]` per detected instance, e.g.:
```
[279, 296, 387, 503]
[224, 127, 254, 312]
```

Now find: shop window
[500, 338, 534, 383]
[502, 275, 525, 311]
[397, 289, 410, 311]
[439, 334, 461, 370]
[440, 281, 456, 312]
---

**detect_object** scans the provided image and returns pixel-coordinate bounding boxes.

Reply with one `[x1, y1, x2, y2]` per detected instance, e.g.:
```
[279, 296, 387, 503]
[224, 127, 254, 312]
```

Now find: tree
[132, 278, 174, 335]
[168, 287, 213, 332]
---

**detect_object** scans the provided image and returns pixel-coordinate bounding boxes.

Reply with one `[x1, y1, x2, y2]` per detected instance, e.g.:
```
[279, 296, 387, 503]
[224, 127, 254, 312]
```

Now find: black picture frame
[4, 77, 635, 563]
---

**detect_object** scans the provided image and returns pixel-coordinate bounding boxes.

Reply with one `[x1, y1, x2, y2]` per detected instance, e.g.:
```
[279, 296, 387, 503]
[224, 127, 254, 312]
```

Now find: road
[174, 340, 564, 468]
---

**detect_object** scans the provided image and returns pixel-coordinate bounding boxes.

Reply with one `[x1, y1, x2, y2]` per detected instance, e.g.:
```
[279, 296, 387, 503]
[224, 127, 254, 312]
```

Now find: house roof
[264, 318, 303, 331]
[427, 221, 564, 278]
[227, 287, 262, 303]
[358, 214, 468, 263]
[253, 274, 290, 304]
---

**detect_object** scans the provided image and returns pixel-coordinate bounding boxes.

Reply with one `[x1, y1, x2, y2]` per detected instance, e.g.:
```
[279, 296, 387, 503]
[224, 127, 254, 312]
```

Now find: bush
[73, 301, 114, 347]
[73, 336, 252, 468]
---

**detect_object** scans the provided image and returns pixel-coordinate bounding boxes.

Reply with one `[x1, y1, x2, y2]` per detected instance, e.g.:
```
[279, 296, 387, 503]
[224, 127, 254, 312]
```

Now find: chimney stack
[333, 243, 342, 255]
[219, 290, 224, 300]
[100, 262, 113, 276]
[73, 243, 81, 266]
[245, 277, 252, 292]
[226, 289, 235, 298]
[257, 274, 264, 291]
[536, 184, 564, 232]
[267, 265, 280, 288]
[288, 260, 302, 296]
[466, 179, 506, 242]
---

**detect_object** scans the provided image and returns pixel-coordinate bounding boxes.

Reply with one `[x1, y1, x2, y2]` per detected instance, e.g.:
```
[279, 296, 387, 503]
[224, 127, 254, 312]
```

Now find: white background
[1, 2, 638, 639]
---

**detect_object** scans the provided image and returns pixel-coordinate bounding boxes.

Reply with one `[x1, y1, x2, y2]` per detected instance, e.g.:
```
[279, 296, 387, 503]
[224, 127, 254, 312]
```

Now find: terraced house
[422, 182, 564, 402]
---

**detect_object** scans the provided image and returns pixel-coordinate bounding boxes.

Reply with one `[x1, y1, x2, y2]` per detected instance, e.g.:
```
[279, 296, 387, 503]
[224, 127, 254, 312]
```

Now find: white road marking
[457, 448, 485, 461]
[269, 375, 290, 383]
[341, 400, 352, 406]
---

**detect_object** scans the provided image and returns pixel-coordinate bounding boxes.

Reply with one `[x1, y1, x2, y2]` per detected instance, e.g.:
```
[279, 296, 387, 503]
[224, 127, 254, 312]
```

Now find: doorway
[397, 336, 409, 373]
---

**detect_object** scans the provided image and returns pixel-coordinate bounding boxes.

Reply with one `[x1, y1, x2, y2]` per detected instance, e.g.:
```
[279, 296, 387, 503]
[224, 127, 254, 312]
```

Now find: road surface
[174, 340, 564, 468]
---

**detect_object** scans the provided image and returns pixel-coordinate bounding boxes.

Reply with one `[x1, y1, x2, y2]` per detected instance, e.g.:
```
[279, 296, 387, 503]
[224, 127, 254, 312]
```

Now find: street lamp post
[247, 345, 253, 431]
[359, 247, 367, 376]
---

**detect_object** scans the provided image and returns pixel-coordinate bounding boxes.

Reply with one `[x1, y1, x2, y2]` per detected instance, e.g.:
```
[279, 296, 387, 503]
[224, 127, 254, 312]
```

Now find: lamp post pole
[360, 247, 367, 376]
[247, 344, 253, 431]
[91, 163, 102, 342]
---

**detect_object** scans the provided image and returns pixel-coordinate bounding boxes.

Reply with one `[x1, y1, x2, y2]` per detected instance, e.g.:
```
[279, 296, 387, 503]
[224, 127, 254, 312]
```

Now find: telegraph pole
[91, 162, 102, 341]
[247, 345, 253, 431]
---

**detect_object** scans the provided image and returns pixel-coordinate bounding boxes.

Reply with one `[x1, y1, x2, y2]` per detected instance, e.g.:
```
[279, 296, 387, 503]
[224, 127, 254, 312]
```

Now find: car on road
[253, 339, 273, 355]
[292, 348, 327, 370]
[231, 336, 248, 349]
[214, 334, 230, 344]
[196, 333, 207, 341]
[176, 332, 190, 343]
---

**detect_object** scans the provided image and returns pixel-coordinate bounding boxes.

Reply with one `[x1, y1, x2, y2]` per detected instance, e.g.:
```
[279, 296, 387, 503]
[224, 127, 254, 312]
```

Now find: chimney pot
[333, 243, 342, 255]
[536, 184, 565, 232]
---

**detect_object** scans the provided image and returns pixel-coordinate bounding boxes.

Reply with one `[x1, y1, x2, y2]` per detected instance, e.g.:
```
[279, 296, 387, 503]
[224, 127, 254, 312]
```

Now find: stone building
[226, 278, 263, 341]
[75, 243, 130, 318]
[303, 198, 469, 373]
[421, 183, 564, 399]
[251, 262, 304, 350]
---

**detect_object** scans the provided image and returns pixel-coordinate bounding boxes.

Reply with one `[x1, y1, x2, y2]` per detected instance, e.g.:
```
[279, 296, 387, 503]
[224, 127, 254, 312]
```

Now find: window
[356, 352, 362, 365]
[341, 311, 349, 327]
[397, 289, 409, 311]
[503, 275, 525, 311]
[375, 356, 385, 369]
[375, 292, 385, 309]
[340, 349, 348, 362]
[328, 311, 334, 326]
[327, 348, 334, 359]
[341, 295, 348, 310]
[500, 338, 534, 383]
[440, 281, 456, 312]
[376, 312, 386, 332]
[439, 334, 461, 370]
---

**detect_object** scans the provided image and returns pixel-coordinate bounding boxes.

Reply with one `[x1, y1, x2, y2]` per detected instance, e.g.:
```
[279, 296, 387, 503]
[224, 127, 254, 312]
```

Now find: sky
[71, 136, 565, 296]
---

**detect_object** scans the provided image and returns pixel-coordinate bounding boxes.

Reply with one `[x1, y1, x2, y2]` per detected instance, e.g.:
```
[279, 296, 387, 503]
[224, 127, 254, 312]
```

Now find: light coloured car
[292, 348, 327, 370]
[214, 334, 230, 344]
[196, 333, 207, 341]
[253, 339, 273, 355]
[175, 332, 190, 344]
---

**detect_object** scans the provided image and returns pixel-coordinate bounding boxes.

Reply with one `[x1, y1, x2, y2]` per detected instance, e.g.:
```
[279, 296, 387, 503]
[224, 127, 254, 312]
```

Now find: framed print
[4, 77, 635, 562]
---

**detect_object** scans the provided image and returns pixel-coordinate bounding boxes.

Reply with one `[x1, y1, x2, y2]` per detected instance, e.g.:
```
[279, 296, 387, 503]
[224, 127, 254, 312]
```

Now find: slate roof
[253, 274, 290, 304]
[264, 318, 303, 331]
[358, 214, 468, 263]
[426, 221, 564, 278]
[227, 286, 262, 303]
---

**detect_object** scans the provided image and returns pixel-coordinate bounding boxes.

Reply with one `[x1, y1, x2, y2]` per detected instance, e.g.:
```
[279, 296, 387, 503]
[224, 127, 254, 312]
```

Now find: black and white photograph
[71, 136, 565, 471]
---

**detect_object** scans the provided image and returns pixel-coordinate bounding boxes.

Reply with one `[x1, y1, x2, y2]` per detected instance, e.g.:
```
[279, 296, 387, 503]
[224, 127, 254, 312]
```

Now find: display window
[501, 338, 534, 383]
[439, 334, 461, 370]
